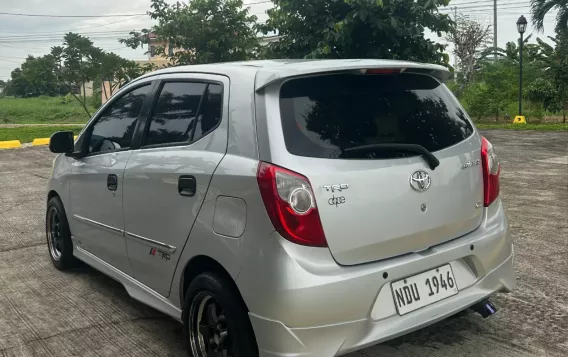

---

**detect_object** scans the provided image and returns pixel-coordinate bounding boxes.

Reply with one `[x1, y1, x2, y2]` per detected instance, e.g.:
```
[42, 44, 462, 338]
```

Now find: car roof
[136, 59, 453, 89]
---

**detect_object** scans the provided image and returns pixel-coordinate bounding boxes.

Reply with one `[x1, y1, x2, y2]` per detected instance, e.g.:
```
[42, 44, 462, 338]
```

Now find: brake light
[481, 137, 500, 206]
[257, 162, 327, 247]
[365, 68, 405, 75]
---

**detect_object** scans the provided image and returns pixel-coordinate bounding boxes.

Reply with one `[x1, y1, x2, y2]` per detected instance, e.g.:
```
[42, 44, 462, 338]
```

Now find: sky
[0, 0, 559, 82]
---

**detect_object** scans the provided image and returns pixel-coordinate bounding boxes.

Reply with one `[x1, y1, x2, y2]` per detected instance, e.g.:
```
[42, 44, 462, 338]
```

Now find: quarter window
[87, 84, 150, 154]
[193, 84, 223, 140]
[144, 81, 223, 146]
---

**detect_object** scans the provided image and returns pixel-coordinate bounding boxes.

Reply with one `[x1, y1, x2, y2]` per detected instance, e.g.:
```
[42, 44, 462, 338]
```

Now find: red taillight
[481, 137, 500, 206]
[257, 162, 327, 247]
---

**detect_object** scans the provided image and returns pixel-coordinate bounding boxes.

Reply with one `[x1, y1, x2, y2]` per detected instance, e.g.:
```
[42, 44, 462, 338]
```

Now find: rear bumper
[249, 251, 514, 357]
[236, 199, 516, 357]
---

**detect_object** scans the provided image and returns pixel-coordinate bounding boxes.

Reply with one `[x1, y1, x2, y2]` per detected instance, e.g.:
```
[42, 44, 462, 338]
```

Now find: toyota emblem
[410, 171, 431, 192]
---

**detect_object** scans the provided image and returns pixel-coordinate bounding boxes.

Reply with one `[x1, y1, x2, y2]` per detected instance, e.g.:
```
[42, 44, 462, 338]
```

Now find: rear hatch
[276, 71, 483, 265]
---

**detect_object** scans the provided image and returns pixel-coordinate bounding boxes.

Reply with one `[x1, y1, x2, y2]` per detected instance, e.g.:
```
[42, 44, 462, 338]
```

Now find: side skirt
[72, 237, 183, 322]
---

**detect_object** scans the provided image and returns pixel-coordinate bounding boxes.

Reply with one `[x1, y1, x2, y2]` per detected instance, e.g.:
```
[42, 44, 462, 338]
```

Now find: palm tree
[530, 0, 568, 34]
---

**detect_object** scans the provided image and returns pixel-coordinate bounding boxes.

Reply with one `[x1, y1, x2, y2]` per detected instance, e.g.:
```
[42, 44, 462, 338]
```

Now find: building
[144, 33, 177, 67]
[259, 35, 279, 46]
[80, 82, 94, 97]
[102, 33, 180, 103]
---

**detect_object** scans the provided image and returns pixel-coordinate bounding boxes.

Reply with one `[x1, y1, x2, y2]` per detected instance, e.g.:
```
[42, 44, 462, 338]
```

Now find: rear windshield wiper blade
[343, 143, 440, 170]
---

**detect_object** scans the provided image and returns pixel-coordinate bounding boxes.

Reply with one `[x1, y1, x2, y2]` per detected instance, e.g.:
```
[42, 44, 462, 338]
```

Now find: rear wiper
[343, 143, 440, 170]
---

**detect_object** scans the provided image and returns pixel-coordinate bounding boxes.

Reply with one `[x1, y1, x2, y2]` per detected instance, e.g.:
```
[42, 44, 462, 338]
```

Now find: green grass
[0, 125, 84, 143]
[0, 96, 95, 124]
[476, 123, 568, 131]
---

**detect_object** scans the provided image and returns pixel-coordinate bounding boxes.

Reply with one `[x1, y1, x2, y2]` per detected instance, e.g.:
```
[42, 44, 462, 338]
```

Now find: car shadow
[65, 261, 185, 353]
[67, 262, 524, 357]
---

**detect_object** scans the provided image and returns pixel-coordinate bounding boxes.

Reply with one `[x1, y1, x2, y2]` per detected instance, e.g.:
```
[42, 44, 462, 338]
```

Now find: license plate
[391, 264, 458, 315]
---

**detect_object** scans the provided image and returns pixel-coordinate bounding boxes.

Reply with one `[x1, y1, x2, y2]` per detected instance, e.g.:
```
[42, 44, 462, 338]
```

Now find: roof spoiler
[255, 62, 453, 91]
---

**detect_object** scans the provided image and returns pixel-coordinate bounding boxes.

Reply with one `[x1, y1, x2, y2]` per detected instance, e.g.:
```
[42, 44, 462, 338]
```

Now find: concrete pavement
[0, 130, 566, 356]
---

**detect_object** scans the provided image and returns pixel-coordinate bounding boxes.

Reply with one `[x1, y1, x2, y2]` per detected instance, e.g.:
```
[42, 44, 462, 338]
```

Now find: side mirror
[49, 131, 74, 154]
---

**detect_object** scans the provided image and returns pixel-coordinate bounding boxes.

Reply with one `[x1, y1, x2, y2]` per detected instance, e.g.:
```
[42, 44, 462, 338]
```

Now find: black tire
[183, 272, 258, 357]
[46, 196, 77, 270]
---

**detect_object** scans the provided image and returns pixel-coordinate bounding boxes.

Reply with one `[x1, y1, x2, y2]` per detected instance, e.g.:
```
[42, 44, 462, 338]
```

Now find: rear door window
[279, 73, 473, 159]
[144, 82, 223, 146]
[144, 82, 207, 146]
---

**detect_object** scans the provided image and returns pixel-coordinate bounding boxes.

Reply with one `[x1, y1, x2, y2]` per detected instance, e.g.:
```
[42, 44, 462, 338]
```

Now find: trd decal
[149, 247, 171, 261]
[323, 184, 349, 193]
[158, 251, 171, 261]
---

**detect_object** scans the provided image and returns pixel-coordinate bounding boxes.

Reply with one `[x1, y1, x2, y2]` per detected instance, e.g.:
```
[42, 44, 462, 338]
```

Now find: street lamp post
[517, 15, 528, 116]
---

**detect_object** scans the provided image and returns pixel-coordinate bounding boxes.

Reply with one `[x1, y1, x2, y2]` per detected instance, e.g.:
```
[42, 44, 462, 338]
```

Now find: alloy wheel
[189, 292, 234, 357]
[47, 206, 63, 261]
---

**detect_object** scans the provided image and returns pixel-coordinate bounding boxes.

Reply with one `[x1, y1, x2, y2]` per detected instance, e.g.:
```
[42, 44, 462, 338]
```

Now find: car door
[122, 74, 229, 296]
[69, 82, 154, 275]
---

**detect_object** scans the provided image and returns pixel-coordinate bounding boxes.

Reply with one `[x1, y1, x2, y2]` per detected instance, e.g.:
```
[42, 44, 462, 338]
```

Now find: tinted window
[279, 74, 474, 159]
[88, 84, 150, 154]
[193, 84, 223, 141]
[145, 82, 207, 146]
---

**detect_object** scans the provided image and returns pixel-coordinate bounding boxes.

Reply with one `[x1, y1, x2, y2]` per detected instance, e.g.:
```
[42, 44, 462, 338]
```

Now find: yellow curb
[32, 135, 77, 146]
[32, 138, 51, 146]
[0, 135, 78, 149]
[0, 140, 22, 149]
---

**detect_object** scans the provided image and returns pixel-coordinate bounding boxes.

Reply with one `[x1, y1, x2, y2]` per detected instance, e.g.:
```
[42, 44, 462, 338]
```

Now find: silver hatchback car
[47, 59, 516, 357]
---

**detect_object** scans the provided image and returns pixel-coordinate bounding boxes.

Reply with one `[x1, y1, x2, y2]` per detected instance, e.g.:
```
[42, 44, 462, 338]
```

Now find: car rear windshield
[279, 73, 474, 159]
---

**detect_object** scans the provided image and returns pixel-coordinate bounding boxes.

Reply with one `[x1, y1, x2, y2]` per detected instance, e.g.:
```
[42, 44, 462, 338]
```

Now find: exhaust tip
[471, 300, 498, 318]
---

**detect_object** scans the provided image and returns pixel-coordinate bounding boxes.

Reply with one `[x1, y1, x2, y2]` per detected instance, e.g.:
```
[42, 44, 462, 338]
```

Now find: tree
[530, 0, 567, 34]
[553, 34, 568, 122]
[536, 33, 568, 121]
[527, 77, 558, 112]
[1, 55, 62, 97]
[91, 49, 151, 100]
[1, 32, 148, 110]
[0, 80, 6, 92]
[51, 33, 99, 116]
[20, 55, 61, 97]
[450, 32, 567, 122]
[446, 15, 492, 86]
[51, 32, 149, 117]
[258, 0, 453, 65]
[460, 60, 517, 120]
[494, 34, 541, 63]
[120, 0, 260, 65]
[3, 68, 33, 97]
